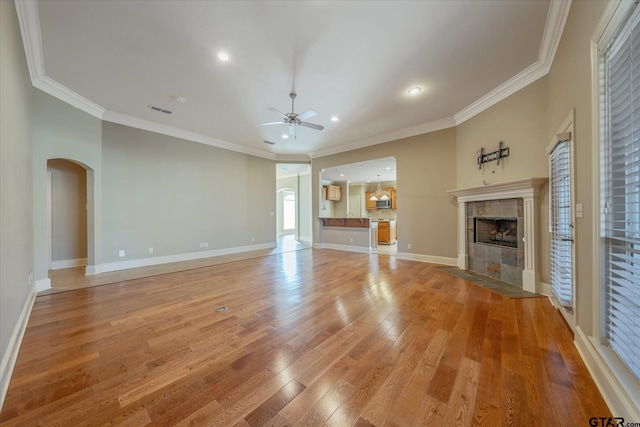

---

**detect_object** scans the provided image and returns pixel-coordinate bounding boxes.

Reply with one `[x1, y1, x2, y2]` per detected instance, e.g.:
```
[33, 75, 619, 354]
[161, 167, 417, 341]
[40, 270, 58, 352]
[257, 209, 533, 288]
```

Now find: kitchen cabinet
[377, 220, 396, 245]
[365, 192, 377, 210]
[324, 185, 342, 201]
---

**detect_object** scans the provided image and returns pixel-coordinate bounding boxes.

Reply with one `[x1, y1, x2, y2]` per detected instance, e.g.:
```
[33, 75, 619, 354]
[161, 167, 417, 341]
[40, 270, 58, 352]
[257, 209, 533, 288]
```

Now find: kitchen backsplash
[368, 209, 397, 220]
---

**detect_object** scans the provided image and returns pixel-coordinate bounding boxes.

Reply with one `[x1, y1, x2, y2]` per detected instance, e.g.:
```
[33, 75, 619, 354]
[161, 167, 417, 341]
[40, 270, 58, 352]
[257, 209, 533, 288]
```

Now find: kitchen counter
[318, 218, 377, 253]
[320, 218, 370, 228]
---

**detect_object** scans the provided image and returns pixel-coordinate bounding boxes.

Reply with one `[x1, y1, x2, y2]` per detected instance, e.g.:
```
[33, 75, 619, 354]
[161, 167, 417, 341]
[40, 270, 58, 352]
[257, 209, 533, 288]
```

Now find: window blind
[603, 5, 640, 382]
[549, 141, 573, 308]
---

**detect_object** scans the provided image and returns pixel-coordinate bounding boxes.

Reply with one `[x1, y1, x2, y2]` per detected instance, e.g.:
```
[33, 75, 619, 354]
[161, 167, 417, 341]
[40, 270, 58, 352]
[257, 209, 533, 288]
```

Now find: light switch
[576, 203, 583, 218]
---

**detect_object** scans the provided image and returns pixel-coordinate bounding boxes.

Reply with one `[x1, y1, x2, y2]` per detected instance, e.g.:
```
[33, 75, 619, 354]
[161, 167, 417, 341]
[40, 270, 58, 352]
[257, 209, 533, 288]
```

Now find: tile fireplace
[448, 178, 547, 293]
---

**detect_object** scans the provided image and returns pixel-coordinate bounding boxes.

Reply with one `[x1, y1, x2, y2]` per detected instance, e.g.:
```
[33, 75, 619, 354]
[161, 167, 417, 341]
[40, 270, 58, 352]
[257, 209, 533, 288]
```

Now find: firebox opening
[474, 217, 518, 248]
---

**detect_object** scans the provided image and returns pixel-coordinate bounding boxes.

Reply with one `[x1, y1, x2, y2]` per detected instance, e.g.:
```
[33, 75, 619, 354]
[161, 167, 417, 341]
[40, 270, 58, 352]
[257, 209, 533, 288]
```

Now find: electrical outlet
[200, 242, 209, 248]
[149, 247, 154, 254]
[119, 250, 125, 257]
[349, 238, 354, 243]
[251, 237, 255, 242]
[407, 243, 412, 249]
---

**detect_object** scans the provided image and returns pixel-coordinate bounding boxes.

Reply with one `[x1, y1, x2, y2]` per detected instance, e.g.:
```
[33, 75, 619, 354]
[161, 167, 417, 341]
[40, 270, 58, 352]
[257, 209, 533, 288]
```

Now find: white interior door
[547, 116, 575, 311]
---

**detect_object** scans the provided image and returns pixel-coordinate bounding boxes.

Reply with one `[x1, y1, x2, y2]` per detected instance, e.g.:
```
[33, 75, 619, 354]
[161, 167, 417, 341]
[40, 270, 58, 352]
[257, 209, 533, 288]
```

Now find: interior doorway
[47, 159, 88, 272]
[276, 164, 312, 246]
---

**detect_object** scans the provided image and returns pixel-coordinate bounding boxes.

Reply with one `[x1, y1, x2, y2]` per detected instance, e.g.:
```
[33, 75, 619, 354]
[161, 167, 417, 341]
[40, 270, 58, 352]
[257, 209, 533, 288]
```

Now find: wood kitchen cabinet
[324, 185, 342, 201]
[377, 221, 396, 245]
[365, 192, 377, 210]
[367, 188, 396, 210]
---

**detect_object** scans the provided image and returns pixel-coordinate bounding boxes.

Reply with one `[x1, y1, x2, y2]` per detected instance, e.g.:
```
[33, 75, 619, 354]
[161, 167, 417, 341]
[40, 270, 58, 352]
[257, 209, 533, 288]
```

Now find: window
[283, 192, 295, 230]
[601, 4, 640, 381]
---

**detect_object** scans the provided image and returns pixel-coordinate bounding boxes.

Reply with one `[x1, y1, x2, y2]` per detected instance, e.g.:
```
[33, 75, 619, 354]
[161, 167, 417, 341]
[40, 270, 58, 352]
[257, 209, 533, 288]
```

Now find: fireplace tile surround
[466, 199, 524, 287]
[448, 178, 547, 293]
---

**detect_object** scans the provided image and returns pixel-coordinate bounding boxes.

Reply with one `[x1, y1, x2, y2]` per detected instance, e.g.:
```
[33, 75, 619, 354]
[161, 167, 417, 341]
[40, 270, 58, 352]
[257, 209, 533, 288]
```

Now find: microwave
[376, 199, 391, 209]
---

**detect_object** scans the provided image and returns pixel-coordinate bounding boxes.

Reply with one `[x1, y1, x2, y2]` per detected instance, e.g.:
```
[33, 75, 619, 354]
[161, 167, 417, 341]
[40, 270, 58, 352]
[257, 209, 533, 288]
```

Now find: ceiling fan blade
[268, 107, 288, 119]
[289, 123, 296, 137]
[299, 121, 324, 131]
[260, 121, 285, 126]
[296, 109, 316, 121]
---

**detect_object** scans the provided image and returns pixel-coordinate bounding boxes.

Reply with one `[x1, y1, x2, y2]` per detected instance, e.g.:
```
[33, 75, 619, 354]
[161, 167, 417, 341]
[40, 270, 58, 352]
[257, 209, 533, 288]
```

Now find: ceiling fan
[261, 92, 324, 138]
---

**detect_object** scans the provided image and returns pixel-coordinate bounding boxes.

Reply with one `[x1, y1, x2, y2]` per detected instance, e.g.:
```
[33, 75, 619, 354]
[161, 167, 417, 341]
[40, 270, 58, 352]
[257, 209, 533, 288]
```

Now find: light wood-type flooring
[1, 249, 611, 426]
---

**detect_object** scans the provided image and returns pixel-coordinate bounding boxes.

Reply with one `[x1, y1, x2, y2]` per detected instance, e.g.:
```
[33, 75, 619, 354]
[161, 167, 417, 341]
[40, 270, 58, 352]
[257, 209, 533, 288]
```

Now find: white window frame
[588, 0, 640, 418]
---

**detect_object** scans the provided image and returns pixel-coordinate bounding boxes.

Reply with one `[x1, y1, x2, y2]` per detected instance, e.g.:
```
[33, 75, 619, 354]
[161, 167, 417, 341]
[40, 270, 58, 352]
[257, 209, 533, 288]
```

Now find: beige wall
[456, 76, 551, 283]
[32, 90, 103, 281]
[548, 0, 608, 336]
[0, 0, 36, 404]
[48, 159, 88, 262]
[456, 77, 550, 188]
[101, 122, 276, 263]
[313, 128, 458, 259]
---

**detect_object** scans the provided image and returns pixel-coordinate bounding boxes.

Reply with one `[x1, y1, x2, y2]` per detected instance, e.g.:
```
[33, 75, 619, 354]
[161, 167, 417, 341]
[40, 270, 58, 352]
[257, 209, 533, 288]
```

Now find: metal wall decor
[477, 141, 510, 169]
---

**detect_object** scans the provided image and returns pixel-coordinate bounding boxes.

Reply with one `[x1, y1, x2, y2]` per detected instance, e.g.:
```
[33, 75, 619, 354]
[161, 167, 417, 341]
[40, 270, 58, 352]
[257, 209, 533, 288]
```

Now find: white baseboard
[315, 243, 372, 254]
[540, 281, 552, 296]
[35, 277, 51, 293]
[85, 243, 277, 275]
[0, 286, 36, 412]
[50, 258, 87, 270]
[396, 252, 458, 266]
[574, 326, 640, 421]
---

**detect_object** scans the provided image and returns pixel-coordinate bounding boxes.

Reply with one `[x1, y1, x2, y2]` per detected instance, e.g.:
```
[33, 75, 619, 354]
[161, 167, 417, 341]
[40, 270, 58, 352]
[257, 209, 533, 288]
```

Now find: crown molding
[15, 0, 571, 159]
[274, 153, 312, 162]
[101, 111, 276, 160]
[15, 0, 105, 118]
[454, 0, 571, 125]
[453, 62, 548, 125]
[538, 0, 572, 71]
[15, 1, 44, 80]
[14, 0, 275, 160]
[309, 117, 456, 159]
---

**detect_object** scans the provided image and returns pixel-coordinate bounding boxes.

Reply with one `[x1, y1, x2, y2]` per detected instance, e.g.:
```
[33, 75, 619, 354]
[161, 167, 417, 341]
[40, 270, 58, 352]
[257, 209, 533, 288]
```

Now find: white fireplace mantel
[448, 177, 548, 293]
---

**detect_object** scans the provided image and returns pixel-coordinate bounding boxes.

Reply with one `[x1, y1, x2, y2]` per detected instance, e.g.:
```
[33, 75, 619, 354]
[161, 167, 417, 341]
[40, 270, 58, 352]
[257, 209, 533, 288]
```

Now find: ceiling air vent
[263, 140, 276, 145]
[148, 105, 173, 115]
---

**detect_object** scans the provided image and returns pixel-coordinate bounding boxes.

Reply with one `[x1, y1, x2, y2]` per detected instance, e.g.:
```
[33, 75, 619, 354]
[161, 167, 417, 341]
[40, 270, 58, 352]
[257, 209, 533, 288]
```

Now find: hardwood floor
[1, 249, 610, 426]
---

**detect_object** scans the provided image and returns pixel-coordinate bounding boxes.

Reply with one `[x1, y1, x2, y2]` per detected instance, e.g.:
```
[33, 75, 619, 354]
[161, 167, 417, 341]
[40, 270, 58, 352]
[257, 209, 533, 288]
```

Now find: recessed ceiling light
[173, 96, 187, 103]
[331, 116, 339, 122]
[408, 86, 422, 95]
[217, 52, 230, 61]
[340, 174, 345, 177]
[282, 134, 289, 139]
[385, 167, 392, 170]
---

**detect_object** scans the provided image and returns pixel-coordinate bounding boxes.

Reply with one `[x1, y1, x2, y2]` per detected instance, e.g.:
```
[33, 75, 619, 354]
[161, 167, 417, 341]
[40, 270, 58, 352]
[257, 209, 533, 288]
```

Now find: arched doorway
[46, 159, 90, 282]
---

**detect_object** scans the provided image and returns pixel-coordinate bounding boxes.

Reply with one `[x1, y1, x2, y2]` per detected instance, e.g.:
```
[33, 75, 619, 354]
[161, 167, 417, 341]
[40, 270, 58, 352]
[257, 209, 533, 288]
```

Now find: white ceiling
[19, 0, 565, 160]
[320, 157, 396, 184]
